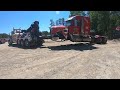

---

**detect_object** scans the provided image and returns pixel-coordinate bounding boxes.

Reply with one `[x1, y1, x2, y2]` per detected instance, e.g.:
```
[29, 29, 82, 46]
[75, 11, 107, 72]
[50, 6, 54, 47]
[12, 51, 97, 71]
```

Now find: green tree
[55, 18, 65, 26]
[59, 18, 62, 25]
[41, 31, 50, 36]
[108, 11, 120, 39]
[50, 19, 55, 26]
[56, 20, 59, 26]
[89, 11, 99, 32]
[86, 11, 90, 16]
[97, 11, 110, 35]
[0, 33, 9, 38]
[61, 18, 65, 25]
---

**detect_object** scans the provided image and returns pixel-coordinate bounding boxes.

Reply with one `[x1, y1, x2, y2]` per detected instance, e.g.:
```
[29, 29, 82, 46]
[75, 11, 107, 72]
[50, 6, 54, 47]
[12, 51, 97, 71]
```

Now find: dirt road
[0, 39, 120, 79]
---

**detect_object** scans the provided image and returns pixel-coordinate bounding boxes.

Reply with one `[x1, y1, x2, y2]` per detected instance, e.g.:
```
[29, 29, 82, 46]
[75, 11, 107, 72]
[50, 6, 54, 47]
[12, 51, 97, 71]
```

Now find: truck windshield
[65, 20, 71, 26]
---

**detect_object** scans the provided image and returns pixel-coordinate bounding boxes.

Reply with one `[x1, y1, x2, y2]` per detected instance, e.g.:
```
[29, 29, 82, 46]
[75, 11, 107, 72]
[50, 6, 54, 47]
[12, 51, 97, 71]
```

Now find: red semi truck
[50, 15, 107, 44]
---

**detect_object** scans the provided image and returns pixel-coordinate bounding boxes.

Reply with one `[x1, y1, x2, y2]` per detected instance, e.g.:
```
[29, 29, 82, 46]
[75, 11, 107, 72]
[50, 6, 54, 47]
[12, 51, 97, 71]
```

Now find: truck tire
[20, 40, 25, 48]
[38, 41, 43, 46]
[90, 36, 95, 44]
[102, 37, 107, 44]
[0, 41, 2, 44]
[24, 39, 30, 47]
[8, 39, 12, 46]
[17, 39, 21, 46]
[96, 37, 102, 44]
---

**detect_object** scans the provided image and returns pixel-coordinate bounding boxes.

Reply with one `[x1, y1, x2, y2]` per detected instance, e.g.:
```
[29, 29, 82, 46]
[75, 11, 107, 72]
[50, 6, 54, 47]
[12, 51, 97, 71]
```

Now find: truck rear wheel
[20, 40, 25, 47]
[24, 39, 30, 47]
[96, 37, 102, 44]
[102, 37, 107, 44]
[8, 39, 12, 46]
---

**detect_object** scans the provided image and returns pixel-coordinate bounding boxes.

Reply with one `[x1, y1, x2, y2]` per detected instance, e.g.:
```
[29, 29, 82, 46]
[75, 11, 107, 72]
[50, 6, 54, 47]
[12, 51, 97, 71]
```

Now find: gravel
[0, 39, 120, 79]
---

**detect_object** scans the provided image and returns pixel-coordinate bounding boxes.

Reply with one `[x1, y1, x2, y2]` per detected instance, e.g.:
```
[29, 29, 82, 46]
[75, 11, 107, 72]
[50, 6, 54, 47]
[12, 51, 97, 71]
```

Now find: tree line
[0, 33, 9, 38]
[0, 31, 51, 39]
[50, 18, 65, 26]
[41, 31, 51, 39]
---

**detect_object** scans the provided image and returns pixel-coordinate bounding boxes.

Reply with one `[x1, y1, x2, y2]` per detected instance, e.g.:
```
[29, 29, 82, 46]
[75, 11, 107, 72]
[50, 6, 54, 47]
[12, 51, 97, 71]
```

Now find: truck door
[83, 17, 90, 36]
[73, 19, 81, 35]
[81, 17, 84, 35]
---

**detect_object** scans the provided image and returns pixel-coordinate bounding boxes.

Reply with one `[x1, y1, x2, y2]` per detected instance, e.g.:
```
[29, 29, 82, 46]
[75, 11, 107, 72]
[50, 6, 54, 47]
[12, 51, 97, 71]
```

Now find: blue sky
[0, 11, 70, 34]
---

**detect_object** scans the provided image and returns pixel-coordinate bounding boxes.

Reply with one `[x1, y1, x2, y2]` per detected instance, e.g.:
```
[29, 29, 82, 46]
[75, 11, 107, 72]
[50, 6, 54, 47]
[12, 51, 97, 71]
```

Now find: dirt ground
[0, 39, 120, 79]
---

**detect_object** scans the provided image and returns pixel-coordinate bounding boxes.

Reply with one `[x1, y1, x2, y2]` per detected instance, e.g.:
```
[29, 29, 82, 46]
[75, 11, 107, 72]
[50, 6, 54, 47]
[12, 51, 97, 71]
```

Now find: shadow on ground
[8, 43, 98, 51]
[8, 44, 46, 49]
[48, 43, 98, 51]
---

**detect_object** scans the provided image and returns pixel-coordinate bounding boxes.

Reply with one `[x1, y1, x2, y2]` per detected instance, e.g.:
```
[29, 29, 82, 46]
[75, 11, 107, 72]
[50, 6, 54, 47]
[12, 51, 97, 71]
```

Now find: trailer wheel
[20, 40, 25, 47]
[96, 37, 102, 44]
[24, 39, 30, 47]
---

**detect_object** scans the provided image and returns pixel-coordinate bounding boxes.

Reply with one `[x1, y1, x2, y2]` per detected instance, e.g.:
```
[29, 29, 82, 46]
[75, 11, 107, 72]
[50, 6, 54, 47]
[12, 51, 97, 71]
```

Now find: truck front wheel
[20, 40, 25, 48]
[24, 39, 30, 47]
[8, 39, 12, 46]
[0, 41, 2, 44]
[102, 37, 107, 44]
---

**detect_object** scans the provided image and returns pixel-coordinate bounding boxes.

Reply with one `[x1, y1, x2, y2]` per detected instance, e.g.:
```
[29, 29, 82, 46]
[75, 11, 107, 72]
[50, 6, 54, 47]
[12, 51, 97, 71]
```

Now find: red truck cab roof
[65, 15, 90, 21]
